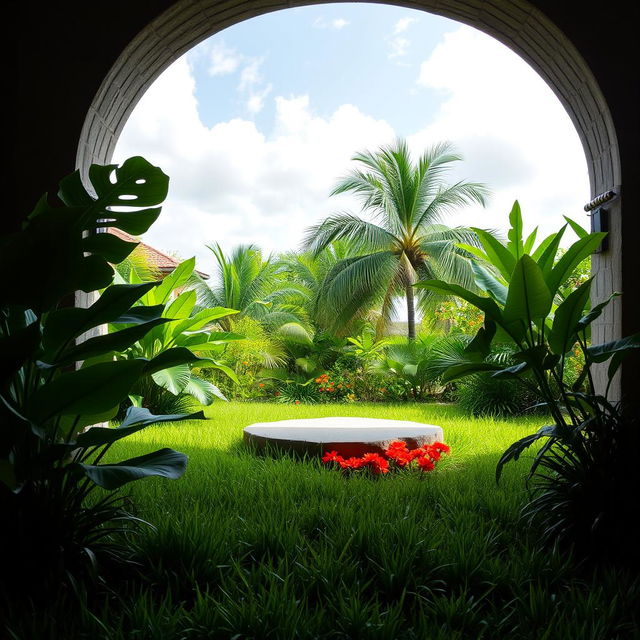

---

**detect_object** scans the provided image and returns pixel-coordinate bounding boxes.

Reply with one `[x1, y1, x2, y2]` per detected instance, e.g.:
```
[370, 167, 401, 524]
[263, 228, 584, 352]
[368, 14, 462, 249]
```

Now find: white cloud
[208, 42, 242, 76]
[386, 16, 418, 60]
[238, 58, 263, 91]
[246, 84, 273, 114]
[313, 16, 350, 30]
[394, 17, 418, 34]
[410, 25, 590, 242]
[388, 36, 410, 59]
[113, 57, 395, 273]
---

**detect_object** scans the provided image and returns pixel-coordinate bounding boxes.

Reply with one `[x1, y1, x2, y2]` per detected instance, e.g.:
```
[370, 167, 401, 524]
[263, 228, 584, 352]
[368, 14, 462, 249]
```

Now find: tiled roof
[108, 227, 209, 279]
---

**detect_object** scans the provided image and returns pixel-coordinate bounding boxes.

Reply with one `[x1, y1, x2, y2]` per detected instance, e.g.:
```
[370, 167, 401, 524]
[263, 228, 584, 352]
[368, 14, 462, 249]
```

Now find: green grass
[10, 403, 640, 639]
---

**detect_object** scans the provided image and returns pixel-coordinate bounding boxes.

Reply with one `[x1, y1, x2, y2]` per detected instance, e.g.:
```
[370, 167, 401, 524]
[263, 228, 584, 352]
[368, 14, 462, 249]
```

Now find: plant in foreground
[418, 201, 640, 561]
[322, 440, 450, 475]
[0, 157, 208, 598]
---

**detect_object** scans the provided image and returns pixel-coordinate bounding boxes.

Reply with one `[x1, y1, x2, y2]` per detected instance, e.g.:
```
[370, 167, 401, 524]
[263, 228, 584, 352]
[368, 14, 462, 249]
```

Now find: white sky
[113, 5, 590, 279]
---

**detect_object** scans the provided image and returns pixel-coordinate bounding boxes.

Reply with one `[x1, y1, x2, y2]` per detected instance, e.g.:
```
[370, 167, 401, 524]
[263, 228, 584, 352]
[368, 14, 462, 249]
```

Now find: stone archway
[76, 0, 622, 392]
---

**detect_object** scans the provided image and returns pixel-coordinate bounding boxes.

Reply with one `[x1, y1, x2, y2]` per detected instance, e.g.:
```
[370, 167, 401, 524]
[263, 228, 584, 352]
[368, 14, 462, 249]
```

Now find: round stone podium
[243, 416, 443, 457]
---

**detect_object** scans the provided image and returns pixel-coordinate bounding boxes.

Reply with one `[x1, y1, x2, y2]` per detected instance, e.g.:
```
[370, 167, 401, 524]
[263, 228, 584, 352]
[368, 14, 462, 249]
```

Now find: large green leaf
[464, 318, 497, 360]
[531, 228, 564, 263]
[549, 278, 593, 355]
[76, 407, 205, 447]
[496, 425, 558, 483]
[151, 258, 196, 306]
[415, 280, 503, 322]
[547, 233, 606, 297]
[51, 317, 170, 366]
[171, 307, 239, 336]
[441, 362, 501, 383]
[523, 227, 538, 255]
[470, 262, 507, 305]
[58, 156, 169, 226]
[183, 376, 227, 405]
[586, 334, 640, 363]
[76, 448, 188, 490]
[43, 283, 158, 355]
[577, 292, 620, 330]
[194, 360, 239, 383]
[82, 232, 139, 264]
[152, 364, 191, 395]
[143, 347, 207, 374]
[506, 201, 524, 260]
[563, 215, 589, 239]
[111, 304, 166, 325]
[503, 256, 552, 326]
[470, 228, 516, 280]
[58, 405, 121, 439]
[164, 290, 197, 321]
[28, 360, 145, 422]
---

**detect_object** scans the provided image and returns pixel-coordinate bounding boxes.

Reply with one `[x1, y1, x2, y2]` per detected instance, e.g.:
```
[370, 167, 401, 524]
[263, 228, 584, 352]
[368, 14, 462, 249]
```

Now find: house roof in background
[108, 228, 210, 280]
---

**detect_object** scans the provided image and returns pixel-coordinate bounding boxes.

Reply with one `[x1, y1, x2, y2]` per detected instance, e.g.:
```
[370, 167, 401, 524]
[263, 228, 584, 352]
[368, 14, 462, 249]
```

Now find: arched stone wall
[76, 0, 623, 393]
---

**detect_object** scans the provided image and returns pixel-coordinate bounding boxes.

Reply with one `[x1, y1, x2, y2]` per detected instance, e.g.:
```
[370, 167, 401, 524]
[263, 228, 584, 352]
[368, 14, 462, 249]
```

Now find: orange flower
[295, 400, 301, 405]
[258, 383, 265, 388]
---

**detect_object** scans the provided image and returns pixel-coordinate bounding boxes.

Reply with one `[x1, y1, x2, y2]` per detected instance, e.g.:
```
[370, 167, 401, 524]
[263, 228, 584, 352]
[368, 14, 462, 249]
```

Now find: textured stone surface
[244, 417, 444, 457]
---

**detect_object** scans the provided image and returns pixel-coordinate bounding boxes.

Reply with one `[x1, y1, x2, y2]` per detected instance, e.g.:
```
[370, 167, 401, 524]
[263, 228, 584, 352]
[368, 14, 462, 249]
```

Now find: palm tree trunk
[406, 284, 416, 340]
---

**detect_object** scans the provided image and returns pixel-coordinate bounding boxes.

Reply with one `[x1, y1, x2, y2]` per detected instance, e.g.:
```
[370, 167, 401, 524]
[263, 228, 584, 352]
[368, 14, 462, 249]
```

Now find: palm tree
[303, 139, 489, 339]
[198, 243, 280, 331]
[274, 240, 354, 332]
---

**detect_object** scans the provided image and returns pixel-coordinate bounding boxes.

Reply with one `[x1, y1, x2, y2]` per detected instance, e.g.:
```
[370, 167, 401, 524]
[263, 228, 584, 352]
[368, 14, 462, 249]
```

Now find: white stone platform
[243, 416, 443, 457]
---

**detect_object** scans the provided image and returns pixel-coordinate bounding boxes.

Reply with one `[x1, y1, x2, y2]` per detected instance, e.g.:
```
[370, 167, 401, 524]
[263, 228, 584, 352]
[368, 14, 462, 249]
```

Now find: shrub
[276, 381, 321, 404]
[455, 374, 536, 417]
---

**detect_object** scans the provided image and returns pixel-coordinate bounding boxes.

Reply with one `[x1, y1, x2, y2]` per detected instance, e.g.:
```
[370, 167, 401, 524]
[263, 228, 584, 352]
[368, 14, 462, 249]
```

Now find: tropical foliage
[303, 139, 489, 338]
[0, 157, 204, 595]
[199, 243, 288, 330]
[113, 255, 241, 412]
[417, 200, 640, 560]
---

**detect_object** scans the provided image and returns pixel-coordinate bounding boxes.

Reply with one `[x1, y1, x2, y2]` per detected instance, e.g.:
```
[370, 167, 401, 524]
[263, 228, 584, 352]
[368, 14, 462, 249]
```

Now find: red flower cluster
[322, 450, 390, 474]
[321, 440, 450, 476]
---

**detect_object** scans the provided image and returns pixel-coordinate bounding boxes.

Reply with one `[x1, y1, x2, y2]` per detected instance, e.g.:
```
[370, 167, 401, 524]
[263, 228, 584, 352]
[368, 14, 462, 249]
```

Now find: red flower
[322, 451, 344, 464]
[416, 455, 435, 472]
[295, 400, 301, 405]
[385, 441, 412, 466]
[386, 440, 408, 452]
[423, 445, 441, 462]
[361, 453, 390, 474]
[342, 457, 365, 469]
[432, 442, 451, 454]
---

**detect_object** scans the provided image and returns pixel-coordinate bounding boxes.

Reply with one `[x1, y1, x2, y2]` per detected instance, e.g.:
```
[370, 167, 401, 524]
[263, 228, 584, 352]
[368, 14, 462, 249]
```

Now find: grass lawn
[13, 402, 640, 639]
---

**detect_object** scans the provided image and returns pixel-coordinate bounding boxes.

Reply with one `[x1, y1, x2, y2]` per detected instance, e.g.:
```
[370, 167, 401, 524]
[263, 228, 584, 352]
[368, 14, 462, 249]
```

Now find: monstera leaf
[0, 157, 168, 312]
